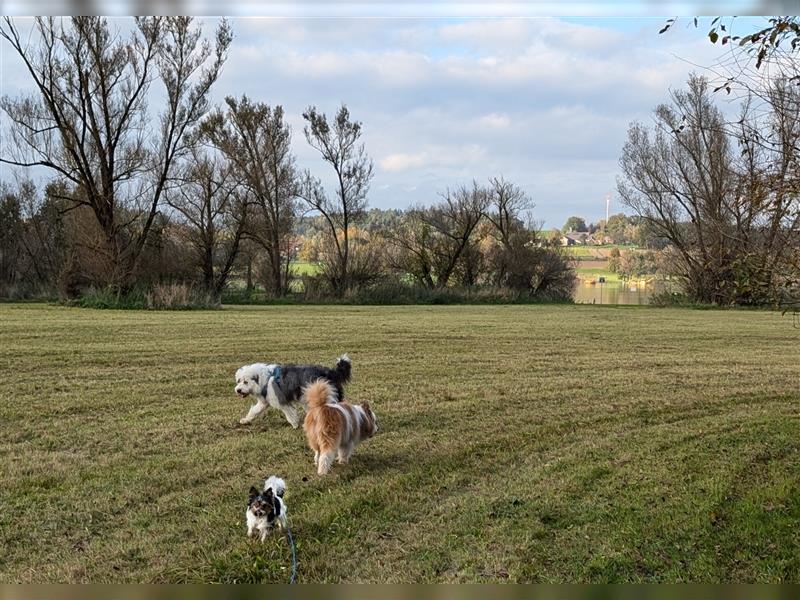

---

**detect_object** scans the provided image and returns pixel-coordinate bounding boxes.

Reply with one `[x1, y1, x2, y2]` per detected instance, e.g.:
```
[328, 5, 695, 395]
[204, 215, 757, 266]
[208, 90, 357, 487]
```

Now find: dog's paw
[239, 418, 251, 425]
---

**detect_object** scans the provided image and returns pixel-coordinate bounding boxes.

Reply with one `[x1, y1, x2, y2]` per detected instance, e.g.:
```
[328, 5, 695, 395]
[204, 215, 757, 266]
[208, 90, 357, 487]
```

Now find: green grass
[1, 303, 798, 583]
[575, 266, 624, 283]
[291, 261, 322, 276]
[565, 244, 637, 258]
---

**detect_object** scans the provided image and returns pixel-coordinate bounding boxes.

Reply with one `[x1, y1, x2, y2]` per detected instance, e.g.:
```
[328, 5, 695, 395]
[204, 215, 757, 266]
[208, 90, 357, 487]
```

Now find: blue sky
[0, 16, 770, 228]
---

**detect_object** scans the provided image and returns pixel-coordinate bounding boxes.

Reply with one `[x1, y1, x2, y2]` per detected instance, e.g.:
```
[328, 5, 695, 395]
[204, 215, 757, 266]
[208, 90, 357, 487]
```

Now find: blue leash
[286, 526, 297, 584]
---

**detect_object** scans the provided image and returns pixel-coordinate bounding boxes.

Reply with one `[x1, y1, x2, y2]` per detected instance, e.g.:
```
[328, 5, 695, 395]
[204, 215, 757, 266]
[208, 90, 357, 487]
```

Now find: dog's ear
[264, 487, 274, 500]
[248, 486, 259, 502]
[362, 401, 372, 414]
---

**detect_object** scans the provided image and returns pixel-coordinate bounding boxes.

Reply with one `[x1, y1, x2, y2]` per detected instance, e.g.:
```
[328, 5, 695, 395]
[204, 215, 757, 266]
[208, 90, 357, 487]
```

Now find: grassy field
[291, 261, 322, 276]
[1, 303, 799, 583]
[565, 244, 635, 259]
[575, 265, 624, 284]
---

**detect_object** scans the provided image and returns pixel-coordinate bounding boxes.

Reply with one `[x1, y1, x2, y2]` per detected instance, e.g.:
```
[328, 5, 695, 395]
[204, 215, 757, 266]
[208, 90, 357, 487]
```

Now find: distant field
[291, 261, 322, 276]
[574, 267, 624, 283]
[1, 304, 798, 582]
[566, 246, 653, 285]
[565, 245, 637, 259]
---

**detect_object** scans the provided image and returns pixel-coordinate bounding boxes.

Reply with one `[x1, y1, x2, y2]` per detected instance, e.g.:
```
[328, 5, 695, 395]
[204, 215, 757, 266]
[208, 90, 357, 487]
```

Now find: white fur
[264, 475, 286, 497]
[234, 363, 300, 428]
[317, 451, 335, 475]
[331, 403, 354, 439]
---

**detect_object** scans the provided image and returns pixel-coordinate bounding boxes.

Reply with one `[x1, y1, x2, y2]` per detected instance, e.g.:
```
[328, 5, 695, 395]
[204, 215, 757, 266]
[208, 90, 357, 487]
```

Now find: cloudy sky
[0, 15, 768, 228]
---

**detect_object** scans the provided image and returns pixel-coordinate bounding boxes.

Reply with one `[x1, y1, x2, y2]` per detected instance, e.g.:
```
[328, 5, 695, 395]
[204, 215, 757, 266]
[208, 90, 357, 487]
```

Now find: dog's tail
[332, 353, 352, 384]
[264, 475, 286, 498]
[304, 378, 338, 409]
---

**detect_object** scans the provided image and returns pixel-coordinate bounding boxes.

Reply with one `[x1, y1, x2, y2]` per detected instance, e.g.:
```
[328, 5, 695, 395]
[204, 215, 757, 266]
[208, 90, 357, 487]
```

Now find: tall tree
[383, 209, 437, 288]
[0, 183, 24, 290]
[484, 177, 535, 286]
[301, 104, 373, 295]
[201, 97, 298, 297]
[166, 146, 247, 297]
[0, 17, 232, 292]
[618, 75, 800, 305]
[18, 181, 69, 291]
[562, 216, 587, 233]
[421, 182, 489, 289]
[605, 213, 631, 244]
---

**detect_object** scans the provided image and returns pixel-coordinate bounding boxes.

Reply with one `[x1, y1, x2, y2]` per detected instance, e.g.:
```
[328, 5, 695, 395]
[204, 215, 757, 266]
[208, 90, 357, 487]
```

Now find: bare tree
[618, 75, 800, 305]
[166, 146, 247, 297]
[301, 104, 373, 295]
[0, 17, 232, 292]
[0, 182, 24, 291]
[732, 82, 800, 302]
[385, 183, 489, 289]
[485, 177, 533, 245]
[201, 96, 298, 297]
[383, 209, 437, 288]
[484, 177, 535, 286]
[662, 18, 800, 308]
[0, 179, 69, 295]
[421, 181, 490, 288]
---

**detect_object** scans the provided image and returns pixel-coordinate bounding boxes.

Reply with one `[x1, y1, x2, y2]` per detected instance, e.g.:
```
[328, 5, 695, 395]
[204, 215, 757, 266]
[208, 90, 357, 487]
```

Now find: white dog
[234, 363, 298, 427]
[234, 356, 352, 428]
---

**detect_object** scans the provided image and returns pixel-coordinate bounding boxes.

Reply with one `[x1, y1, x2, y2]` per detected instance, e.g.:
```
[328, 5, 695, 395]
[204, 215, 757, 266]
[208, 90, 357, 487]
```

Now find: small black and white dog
[234, 354, 351, 428]
[246, 476, 288, 541]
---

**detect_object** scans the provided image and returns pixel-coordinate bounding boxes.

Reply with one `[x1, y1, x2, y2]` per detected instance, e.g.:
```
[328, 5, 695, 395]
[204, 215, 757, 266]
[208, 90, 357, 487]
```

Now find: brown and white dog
[302, 378, 378, 475]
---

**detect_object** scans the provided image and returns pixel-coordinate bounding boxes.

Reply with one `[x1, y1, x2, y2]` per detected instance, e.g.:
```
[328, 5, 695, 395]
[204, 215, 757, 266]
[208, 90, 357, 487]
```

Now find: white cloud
[379, 144, 488, 173]
[477, 113, 511, 129]
[380, 153, 428, 172]
[0, 16, 736, 227]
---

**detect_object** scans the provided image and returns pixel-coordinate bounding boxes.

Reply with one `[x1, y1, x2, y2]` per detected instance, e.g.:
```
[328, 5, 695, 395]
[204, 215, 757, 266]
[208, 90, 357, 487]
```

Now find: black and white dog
[234, 354, 351, 428]
[247, 476, 288, 541]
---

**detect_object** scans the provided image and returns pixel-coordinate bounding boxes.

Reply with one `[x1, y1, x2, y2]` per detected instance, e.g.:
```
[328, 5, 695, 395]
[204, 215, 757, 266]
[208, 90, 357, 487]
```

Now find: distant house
[586, 233, 614, 246]
[560, 232, 586, 246]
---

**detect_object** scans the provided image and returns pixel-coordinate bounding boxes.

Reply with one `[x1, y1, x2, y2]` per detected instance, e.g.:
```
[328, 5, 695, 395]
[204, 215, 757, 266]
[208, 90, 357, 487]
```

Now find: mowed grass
[1, 303, 799, 583]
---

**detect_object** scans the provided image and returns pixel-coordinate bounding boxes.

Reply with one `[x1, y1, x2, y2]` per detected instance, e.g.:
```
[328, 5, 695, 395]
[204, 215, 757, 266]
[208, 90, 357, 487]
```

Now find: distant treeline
[0, 18, 797, 308]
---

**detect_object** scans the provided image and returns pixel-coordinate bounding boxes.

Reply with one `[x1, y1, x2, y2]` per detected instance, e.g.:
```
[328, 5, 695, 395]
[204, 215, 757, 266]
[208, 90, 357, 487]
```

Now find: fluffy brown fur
[302, 378, 378, 475]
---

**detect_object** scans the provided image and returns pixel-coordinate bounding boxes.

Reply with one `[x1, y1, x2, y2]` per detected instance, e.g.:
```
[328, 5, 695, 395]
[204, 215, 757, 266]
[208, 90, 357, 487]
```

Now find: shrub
[145, 283, 219, 310]
[649, 290, 699, 307]
[68, 287, 147, 309]
[67, 283, 219, 310]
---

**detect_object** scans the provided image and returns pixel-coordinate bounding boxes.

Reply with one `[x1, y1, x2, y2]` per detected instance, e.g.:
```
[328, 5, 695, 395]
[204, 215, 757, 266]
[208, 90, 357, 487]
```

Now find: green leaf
[709, 30, 719, 43]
